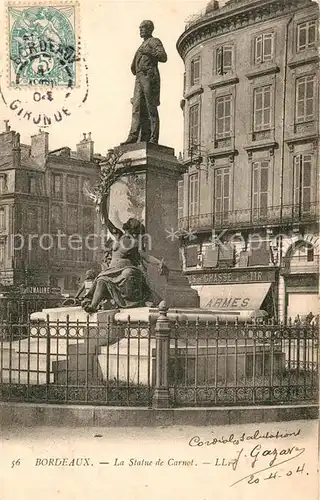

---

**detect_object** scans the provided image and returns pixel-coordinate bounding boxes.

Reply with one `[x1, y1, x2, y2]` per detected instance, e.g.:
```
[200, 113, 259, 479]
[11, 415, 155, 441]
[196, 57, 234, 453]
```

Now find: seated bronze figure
[81, 217, 168, 313]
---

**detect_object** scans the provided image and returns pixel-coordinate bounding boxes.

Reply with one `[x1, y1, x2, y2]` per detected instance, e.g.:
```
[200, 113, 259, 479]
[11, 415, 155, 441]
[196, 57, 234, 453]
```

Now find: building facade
[176, 0, 319, 321]
[0, 124, 101, 295]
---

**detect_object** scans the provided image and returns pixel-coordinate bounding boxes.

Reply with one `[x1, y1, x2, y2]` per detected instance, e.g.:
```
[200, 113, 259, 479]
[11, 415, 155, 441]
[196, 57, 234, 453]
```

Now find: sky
[0, 0, 227, 157]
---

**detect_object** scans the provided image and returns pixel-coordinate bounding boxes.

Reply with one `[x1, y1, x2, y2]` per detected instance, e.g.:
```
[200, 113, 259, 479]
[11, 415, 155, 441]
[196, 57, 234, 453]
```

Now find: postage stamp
[7, 3, 79, 87]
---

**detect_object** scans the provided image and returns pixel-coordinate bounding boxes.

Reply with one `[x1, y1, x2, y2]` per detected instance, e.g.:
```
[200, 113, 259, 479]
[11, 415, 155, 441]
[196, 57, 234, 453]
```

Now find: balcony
[179, 202, 319, 232]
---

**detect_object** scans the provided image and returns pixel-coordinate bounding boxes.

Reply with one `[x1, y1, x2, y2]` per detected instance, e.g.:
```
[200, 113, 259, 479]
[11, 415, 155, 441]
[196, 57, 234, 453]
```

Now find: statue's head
[122, 218, 145, 237]
[139, 20, 154, 39]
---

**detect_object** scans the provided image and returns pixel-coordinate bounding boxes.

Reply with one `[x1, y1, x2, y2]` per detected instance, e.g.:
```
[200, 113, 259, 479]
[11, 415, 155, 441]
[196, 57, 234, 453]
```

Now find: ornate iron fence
[0, 304, 318, 407]
[169, 318, 318, 407]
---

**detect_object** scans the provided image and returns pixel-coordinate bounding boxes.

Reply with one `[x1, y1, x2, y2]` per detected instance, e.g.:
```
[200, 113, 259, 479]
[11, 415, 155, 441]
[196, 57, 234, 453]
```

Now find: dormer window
[190, 56, 200, 86]
[297, 20, 316, 52]
[254, 33, 274, 64]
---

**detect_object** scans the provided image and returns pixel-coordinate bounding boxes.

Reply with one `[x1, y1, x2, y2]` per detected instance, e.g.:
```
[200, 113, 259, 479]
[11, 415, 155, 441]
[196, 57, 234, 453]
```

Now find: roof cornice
[177, 0, 316, 59]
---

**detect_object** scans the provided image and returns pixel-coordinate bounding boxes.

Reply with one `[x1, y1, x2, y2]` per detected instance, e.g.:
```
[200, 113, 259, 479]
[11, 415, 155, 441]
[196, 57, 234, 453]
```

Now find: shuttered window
[190, 57, 200, 86]
[254, 86, 272, 131]
[216, 95, 232, 138]
[178, 179, 184, 221]
[189, 173, 199, 217]
[216, 45, 233, 75]
[254, 33, 273, 64]
[297, 20, 316, 52]
[296, 75, 315, 123]
[189, 104, 200, 152]
[215, 168, 230, 222]
[252, 161, 269, 217]
[293, 154, 312, 212]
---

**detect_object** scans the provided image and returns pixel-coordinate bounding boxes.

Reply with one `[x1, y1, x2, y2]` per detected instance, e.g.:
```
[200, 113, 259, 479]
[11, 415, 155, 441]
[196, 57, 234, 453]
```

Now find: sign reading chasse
[187, 269, 276, 286]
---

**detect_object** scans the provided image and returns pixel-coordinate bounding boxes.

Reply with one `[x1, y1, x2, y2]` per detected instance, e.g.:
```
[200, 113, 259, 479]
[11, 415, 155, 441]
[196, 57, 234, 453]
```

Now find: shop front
[186, 268, 277, 319]
[284, 275, 318, 321]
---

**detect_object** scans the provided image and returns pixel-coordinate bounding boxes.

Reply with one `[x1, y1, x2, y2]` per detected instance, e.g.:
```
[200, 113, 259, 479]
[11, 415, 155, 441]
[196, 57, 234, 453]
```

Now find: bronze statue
[83, 150, 168, 313]
[81, 217, 168, 313]
[122, 20, 167, 145]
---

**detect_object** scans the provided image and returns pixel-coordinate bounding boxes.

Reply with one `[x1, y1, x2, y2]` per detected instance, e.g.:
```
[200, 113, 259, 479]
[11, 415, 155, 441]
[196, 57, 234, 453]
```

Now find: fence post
[152, 301, 170, 409]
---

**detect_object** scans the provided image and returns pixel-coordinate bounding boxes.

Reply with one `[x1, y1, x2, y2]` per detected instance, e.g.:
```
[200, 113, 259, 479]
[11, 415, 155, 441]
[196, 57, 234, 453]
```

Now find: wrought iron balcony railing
[179, 202, 319, 232]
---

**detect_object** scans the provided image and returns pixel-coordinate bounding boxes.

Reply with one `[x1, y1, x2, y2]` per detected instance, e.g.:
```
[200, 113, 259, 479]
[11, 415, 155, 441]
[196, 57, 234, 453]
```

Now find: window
[190, 56, 200, 86]
[67, 206, 78, 233]
[51, 205, 63, 232]
[296, 75, 315, 123]
[0, 175, 7, 194]
[67, 176, 79, 203]
[293, 154, 312, 212]
[0, 208, 5, 231]
[252, 161, 269, 217]
[26, 207, 38, 232]
[178, 180, 184, 220]
[253, 86, 272, 131]
[83, 207, 94, 233]
[307, 246, 314, 262]
[51, 174, 63, 200]
[215, 168, 230, 223]
[216, 95, 233, 139]
[189, 173, 199, 217]
[83, 236, 94, 262]
[0, 242, 5, 264]
[189, 104, 200, 152]
[254, 33, 273, 64]
[297, 20, 316, 52]
[64, 275, 79, 291]
[28, 176, 36, 194]
[216, 45, 233, 75]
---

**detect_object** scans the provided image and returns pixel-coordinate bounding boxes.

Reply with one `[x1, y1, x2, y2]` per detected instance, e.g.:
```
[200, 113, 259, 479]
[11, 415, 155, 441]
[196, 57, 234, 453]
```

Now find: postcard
[0, 0, 318, 498]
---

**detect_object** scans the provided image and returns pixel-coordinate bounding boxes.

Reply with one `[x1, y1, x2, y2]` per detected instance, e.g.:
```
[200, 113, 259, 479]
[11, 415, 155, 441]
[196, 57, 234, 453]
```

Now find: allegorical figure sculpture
[81, 217, 168, 313]
[122, 20, 167, 145]
[82, 149, 169, 313]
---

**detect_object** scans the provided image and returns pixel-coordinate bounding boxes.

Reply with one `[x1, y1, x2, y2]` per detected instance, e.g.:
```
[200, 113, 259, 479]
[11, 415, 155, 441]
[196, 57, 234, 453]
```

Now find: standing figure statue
[122, 20, 167, 145]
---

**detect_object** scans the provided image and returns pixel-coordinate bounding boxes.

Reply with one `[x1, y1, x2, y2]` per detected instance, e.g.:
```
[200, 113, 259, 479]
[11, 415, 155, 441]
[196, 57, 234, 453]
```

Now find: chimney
[31, 130, 49, 161]
[76, 132, 94, 161]
[0, 125, 20, 167]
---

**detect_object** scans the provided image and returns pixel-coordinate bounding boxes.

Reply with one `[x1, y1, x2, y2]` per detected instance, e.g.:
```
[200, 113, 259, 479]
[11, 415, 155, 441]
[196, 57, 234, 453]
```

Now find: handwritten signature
[230, 444, 306, 487]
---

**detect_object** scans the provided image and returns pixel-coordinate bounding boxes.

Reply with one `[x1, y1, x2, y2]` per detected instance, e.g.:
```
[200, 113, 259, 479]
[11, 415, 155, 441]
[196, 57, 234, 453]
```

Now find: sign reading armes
[187, 269, 276, 286]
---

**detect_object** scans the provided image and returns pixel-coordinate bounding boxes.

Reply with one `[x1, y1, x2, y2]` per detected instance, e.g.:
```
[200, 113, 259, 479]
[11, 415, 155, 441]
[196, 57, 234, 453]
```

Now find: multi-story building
[177, 0, 319, 321]
[0, 123, 101, 295]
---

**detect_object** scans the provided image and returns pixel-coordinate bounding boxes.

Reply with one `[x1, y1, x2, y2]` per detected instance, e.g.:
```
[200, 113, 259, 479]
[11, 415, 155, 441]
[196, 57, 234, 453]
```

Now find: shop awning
[197, 283, 272, 310]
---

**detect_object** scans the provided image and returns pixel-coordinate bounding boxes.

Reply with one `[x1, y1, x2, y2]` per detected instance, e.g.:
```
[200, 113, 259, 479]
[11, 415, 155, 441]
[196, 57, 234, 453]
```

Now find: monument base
[102, 141, 200, 309]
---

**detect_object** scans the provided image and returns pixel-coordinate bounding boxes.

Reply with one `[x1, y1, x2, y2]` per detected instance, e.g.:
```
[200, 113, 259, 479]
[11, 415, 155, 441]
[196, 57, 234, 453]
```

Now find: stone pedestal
[103, 142, 199, 308]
